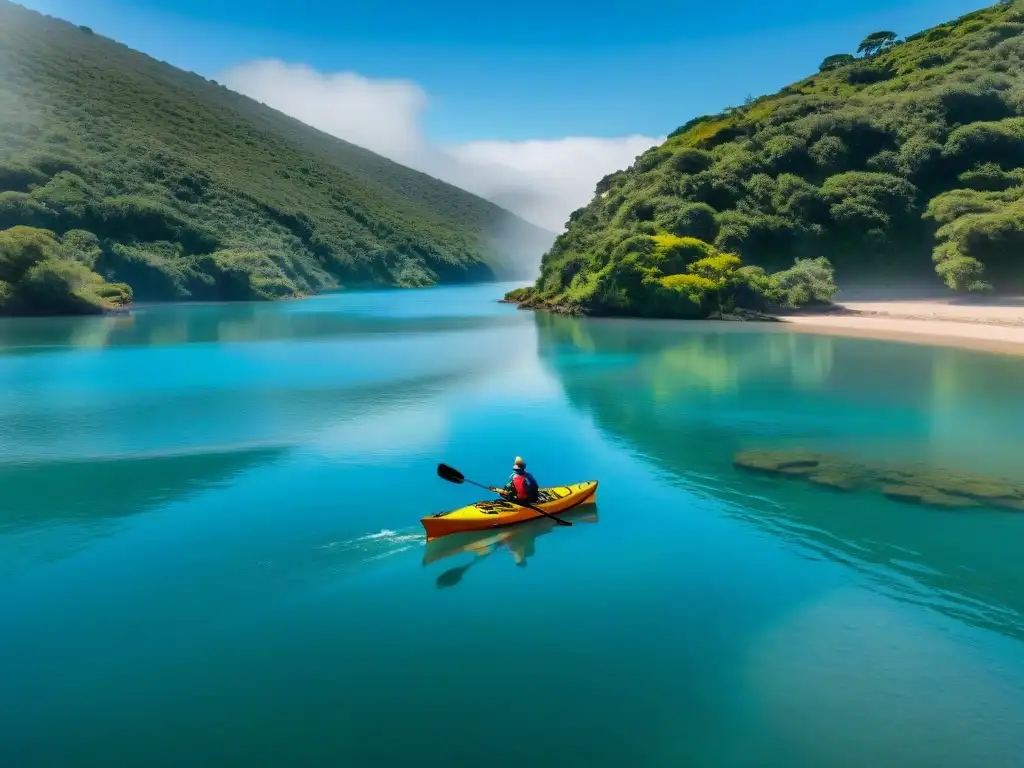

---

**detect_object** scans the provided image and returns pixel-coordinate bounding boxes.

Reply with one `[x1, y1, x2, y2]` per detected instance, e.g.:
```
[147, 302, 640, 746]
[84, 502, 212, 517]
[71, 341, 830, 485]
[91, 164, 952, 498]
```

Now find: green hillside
[0, 0, 553, 315]
[513, 1, 1024, 319]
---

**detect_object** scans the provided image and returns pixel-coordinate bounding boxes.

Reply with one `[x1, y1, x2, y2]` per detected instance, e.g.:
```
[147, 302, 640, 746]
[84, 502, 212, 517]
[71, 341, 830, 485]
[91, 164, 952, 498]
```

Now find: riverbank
[500, 290, 781, 322]
[782, 299, 1024, 356]
[505, 287, 1024, 356]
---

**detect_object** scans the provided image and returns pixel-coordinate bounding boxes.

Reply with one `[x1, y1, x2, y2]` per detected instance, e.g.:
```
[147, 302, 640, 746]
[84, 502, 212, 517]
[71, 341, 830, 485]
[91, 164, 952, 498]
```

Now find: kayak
[422, 506, 601, 566]
[421, 480, 598, 541]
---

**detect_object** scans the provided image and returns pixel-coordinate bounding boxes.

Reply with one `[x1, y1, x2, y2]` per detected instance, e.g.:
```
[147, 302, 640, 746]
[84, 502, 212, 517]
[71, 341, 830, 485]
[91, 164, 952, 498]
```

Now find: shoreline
[779, 299, 1024, 357]
[505, 292, 1024, 356]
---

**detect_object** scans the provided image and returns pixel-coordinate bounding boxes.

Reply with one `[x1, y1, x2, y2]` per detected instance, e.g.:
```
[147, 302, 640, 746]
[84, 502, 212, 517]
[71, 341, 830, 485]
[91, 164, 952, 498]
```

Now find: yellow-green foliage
[667, 117, 738, 149]
[651, 234, 690, 250]
[0, 225, 59, 282]
[688, 253, 743, 285]
[743, 100, 776, 125]
[659, 273, 718, 302]
[0, 225, 132, 315]
[530, 0, 1024, 311]
[660, 273, 718, 291]
[651, 234, 719, 273]
[658, 252, 743, 313]
[515, 222, 837, 317]
[652, 234, 717, 258]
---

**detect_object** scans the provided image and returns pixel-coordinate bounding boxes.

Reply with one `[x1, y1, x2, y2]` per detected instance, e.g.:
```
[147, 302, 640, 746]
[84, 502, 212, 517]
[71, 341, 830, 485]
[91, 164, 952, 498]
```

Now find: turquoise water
[3, 282, 1024, 767]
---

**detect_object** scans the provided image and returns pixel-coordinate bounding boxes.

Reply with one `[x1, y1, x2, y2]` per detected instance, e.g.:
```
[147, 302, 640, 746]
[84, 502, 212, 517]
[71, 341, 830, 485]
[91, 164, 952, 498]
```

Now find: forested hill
[0, 1, 554, 316]
[518, 1, 1024, 319]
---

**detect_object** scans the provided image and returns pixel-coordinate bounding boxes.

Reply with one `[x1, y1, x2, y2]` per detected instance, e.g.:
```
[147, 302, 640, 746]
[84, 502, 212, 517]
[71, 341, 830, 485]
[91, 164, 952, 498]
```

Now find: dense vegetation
[513, 1, 1024, 317]
[0, 225, 131, 315]
[506, 235, 838, 318]
[0, 1, 552, 315]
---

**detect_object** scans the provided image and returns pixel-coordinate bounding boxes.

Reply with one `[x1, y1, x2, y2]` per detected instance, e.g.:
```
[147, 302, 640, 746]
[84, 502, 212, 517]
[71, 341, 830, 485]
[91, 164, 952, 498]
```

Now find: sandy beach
[782, 298, 1024, 356]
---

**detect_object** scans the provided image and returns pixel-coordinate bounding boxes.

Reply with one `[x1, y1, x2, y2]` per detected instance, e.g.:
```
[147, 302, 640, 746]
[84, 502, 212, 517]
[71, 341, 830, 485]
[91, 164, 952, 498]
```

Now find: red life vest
[512, 474, 529, 498]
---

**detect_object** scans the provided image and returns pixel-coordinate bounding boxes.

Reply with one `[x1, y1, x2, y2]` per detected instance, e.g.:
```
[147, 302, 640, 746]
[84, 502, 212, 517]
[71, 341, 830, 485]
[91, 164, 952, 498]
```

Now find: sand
[781, 298, 1024, 356]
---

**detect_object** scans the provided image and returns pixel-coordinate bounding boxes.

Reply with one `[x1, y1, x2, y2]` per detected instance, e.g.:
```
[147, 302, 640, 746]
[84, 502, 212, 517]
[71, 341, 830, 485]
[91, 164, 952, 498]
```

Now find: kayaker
[500, 456, 540, 503]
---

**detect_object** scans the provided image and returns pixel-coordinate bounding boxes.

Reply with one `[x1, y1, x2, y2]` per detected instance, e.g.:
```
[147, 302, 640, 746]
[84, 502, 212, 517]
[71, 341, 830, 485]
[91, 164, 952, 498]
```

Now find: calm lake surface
[2, 282, 1024, 767]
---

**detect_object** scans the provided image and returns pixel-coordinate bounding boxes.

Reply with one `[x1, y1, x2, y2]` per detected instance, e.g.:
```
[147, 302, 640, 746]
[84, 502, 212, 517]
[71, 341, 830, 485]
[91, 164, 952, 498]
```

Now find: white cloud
[219, 59, 662, 232]
[220, 60, 429, 164]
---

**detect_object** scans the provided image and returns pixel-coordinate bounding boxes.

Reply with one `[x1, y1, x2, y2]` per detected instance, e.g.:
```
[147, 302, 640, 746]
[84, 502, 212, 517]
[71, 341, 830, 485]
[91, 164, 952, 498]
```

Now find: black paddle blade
[436, 563, 472, 589]
[437, 463, 465, 484]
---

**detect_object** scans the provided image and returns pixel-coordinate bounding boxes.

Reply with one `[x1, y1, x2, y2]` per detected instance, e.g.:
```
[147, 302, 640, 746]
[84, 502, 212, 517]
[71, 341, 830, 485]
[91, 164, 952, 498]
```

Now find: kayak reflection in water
[496, 456, 540, 504]
[426, 506, 599, 589]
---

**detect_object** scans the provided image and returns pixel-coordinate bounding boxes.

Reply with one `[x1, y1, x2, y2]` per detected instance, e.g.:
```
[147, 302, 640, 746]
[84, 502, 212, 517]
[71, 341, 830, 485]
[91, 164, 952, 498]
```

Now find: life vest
[512, 472, 538, 501]
[512, 474, 529, 498]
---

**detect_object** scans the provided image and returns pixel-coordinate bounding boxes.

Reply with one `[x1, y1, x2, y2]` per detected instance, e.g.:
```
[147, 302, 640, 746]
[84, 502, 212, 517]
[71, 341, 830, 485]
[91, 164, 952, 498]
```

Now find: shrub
[844, 63, 896, 85]
[7, 256, 131, 315]
[819, 54, 855, 72]
[650, 233, 718, 274]
[663, 202, 719, 241]
[207, 249, 299, 301]
[934, 253, 992, 292]
[15, 258, 108, 314]
[672, 148, 715, 175]
[0, 225, 59, 282]
[943, 118, 1024, 171]
[767, 257, 838, 308]
[958, 162, 1024, 191]
[58, 229, 103, 266]
[503, 286, 535, 303]
[0, 191, 56, 230]
[809, 136, 850, 171]
[930, 198, 1024, 289]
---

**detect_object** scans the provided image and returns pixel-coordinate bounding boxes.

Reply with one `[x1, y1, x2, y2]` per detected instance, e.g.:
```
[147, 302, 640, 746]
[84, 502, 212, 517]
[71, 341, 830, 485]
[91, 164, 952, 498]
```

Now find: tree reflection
[533, 311, 1024, 639]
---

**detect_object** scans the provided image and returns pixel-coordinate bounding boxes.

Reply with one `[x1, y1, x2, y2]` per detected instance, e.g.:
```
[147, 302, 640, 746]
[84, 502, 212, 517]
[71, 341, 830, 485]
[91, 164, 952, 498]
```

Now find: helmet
[513, 456, 526, 469]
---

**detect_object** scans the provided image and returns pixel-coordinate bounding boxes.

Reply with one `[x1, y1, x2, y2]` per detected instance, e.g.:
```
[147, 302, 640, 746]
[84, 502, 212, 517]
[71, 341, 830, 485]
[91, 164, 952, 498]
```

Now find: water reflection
[0, 285, 534, 574]
[423, 507, 600, 588]
[0, 446, 283, 534]
[0, 287, 526, 355]
[534, 312, 1024, 639]
[0, 445, 285, 579]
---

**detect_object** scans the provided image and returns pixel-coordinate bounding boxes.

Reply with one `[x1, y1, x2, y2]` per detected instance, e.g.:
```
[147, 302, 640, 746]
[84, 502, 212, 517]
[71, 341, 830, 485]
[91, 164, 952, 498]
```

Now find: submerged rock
[880, 484, 980, 509]
[731, 450, 819, 474]
[807, 471, 863, 492]
[733, 448, 1024, 513]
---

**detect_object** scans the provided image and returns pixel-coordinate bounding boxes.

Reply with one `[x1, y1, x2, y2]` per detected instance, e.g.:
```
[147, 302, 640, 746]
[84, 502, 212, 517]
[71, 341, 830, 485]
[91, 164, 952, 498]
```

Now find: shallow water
[2, 283, 1024, 767]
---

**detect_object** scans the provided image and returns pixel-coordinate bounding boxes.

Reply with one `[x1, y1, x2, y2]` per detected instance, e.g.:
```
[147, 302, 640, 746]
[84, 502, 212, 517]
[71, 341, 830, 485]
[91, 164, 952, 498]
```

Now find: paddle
[436, 463, 572, 527]
[435, 548, 495, 589]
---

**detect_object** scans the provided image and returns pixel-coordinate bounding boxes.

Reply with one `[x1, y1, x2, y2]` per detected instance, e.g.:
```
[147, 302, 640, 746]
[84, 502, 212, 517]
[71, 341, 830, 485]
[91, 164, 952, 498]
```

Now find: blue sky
[18, 0, 988, 143]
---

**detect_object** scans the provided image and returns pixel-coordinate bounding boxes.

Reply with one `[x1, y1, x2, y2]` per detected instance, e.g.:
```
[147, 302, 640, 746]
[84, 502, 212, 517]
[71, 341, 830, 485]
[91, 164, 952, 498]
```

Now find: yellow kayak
[422, 506, 600, 565]
[421, 481, 598, 541]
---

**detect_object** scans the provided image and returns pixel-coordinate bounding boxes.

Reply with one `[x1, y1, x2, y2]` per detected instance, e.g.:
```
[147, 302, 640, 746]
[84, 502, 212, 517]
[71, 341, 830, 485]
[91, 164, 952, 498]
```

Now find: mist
[218, 59, 663, 261]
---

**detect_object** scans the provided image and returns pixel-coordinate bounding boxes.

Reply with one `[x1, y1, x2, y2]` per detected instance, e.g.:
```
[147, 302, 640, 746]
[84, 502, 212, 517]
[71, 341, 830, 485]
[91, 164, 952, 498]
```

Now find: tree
[819, 54, 855, 72]
[935, 254, 992, 293]
[767, 257, 839, 308]
[857, 31, 898, 57]
[0, 225, 59, 283]
[687, 253, 742, 317]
